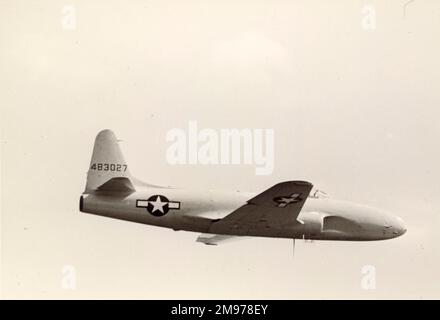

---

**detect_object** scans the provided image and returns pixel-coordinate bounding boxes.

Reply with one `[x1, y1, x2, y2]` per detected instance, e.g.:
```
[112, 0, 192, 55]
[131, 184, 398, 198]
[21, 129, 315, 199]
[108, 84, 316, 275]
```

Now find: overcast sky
[1, 0, 439, 299]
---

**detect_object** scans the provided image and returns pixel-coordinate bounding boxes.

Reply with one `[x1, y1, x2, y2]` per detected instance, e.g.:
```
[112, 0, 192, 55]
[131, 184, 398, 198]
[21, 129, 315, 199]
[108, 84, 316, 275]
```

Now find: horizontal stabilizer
[96, 177, 135, 193]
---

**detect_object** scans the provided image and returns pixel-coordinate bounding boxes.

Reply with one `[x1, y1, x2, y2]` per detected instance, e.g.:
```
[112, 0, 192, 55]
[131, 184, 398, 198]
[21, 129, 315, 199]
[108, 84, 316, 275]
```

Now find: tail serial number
[90, 163, 127, 172]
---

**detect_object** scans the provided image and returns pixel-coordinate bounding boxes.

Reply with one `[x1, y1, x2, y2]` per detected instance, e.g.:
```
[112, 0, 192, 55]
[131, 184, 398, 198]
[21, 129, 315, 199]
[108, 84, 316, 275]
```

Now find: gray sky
[1, 0, 439, 299]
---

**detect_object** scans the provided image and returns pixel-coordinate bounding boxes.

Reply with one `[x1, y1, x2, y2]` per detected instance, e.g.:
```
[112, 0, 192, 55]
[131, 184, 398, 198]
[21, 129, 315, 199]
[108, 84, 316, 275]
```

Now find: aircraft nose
[390, 216, 407, 237]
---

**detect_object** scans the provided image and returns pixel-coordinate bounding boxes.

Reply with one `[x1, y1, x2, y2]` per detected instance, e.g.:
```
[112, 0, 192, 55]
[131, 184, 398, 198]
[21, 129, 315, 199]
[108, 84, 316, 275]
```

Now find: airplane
[79, 129, 407, 246]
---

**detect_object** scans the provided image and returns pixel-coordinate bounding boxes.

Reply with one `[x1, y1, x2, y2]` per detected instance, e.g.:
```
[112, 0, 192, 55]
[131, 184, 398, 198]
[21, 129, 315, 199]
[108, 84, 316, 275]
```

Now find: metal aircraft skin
[79, 130, 407, 245]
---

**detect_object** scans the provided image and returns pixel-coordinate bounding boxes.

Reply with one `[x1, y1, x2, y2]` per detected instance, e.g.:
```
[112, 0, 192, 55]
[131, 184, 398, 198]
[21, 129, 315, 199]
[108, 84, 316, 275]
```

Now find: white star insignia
[275, 193, 301, 207]
[150, 196, 167, 213]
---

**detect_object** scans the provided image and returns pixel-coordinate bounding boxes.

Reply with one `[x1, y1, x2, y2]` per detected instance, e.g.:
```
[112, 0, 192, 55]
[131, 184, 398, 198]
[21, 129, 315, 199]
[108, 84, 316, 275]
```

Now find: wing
[209, 181, 313, 236]
[196, 234, 247, 245]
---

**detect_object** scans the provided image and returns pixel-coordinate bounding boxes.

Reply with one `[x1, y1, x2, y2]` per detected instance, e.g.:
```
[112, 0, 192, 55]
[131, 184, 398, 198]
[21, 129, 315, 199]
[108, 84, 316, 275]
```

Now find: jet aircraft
[79, 130, 406, 245]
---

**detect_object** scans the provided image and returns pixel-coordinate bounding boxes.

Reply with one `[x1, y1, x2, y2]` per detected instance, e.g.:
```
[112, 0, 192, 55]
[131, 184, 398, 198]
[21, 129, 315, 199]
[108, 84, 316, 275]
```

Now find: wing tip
[276, 180, 313, 187]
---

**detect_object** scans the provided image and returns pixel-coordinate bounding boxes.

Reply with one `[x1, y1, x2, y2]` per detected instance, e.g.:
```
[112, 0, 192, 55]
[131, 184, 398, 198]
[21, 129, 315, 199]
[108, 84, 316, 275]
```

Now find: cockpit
[308, 189, 329, 199]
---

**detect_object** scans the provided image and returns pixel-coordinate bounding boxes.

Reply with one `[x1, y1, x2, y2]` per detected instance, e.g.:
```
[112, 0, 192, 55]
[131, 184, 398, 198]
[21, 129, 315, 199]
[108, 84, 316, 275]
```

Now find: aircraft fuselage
[80, 186, 406, 241]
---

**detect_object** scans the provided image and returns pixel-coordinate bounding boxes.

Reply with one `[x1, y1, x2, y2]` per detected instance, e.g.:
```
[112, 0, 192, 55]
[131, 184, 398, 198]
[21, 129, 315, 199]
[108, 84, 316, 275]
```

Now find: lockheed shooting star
[79, 130, 406, 245]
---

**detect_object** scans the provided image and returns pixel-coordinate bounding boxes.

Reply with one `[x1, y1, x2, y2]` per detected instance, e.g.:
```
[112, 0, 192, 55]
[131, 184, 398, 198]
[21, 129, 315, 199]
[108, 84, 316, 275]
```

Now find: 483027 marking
[90, 163, 127, 172]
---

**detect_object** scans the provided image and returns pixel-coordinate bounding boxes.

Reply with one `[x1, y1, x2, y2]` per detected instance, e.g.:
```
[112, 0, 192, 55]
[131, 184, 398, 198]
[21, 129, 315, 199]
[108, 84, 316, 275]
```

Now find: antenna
[292, 238, 296, 258]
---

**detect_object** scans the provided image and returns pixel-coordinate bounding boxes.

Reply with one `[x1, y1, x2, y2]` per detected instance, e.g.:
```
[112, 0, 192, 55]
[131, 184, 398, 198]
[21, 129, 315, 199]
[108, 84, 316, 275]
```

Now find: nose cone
[388, 215, 407, 238]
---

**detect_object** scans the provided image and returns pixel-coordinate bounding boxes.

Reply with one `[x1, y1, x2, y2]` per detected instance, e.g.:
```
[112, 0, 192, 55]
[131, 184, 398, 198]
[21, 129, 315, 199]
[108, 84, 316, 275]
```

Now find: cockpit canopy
[308, 189, 329, 199]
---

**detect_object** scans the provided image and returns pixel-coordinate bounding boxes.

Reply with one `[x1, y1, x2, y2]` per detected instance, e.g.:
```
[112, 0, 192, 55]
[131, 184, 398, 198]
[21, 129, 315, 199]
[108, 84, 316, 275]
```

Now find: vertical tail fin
[84, 129, 133, 193]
